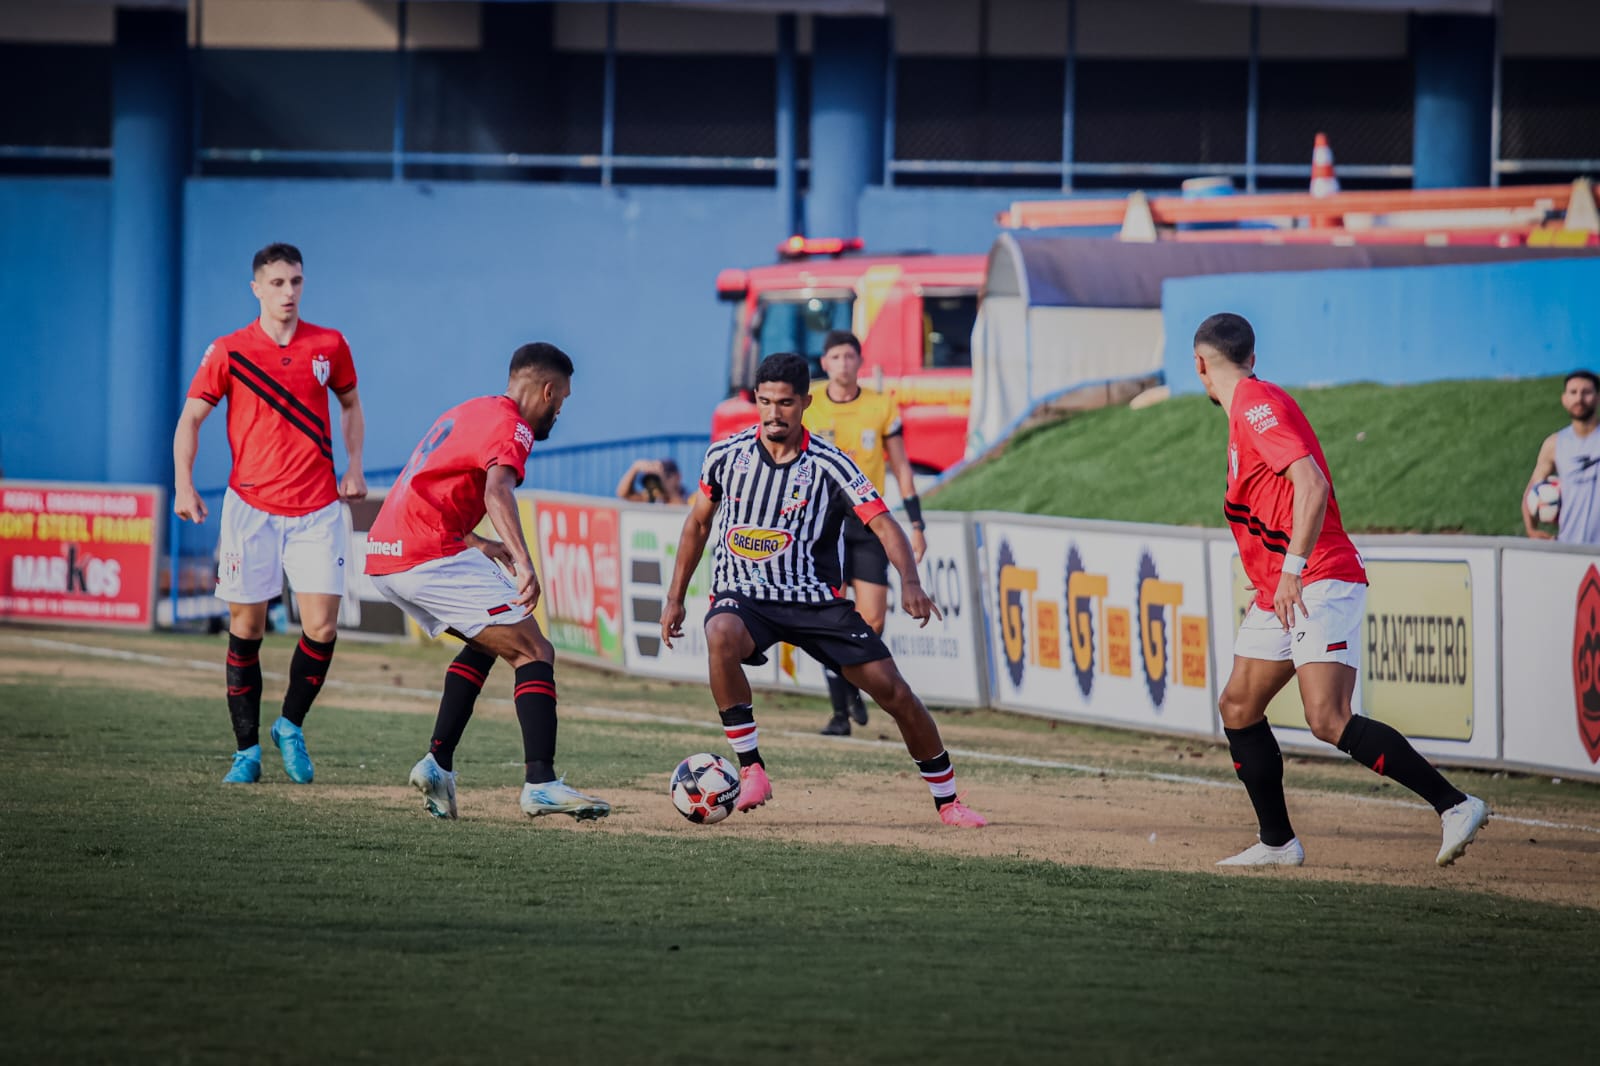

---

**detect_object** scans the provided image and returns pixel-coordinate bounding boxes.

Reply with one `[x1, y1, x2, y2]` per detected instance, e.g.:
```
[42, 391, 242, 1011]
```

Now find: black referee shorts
[705, 590, 891, 673]
[841, 513, 890, 587]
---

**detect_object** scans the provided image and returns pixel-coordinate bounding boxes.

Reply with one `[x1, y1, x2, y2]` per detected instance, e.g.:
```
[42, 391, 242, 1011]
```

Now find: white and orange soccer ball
[669, 752, 741, 825]
[1526, 477, 1560, 525]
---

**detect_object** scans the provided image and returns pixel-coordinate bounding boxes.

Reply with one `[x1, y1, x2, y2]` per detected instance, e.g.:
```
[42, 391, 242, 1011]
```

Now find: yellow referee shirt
[804, 383, 902, 493]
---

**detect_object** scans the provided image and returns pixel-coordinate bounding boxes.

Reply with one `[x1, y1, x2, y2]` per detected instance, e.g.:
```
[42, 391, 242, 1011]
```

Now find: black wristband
[904, 494, 924, 528]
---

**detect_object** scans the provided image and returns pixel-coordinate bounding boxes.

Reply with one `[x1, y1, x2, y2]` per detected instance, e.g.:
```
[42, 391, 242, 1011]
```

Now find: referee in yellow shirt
[803, 330, 927, 735]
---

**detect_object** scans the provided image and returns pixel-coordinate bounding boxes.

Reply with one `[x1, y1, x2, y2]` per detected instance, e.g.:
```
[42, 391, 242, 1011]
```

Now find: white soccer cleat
[1436, 795, 1489, 866]
[520, 777, 611, 821]
[409, 753, 458, 820]
[1217, 837, 1306, 867]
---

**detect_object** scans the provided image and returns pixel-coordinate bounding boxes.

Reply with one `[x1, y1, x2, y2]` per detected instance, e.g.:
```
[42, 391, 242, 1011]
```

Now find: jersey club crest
[312, 353, 331, 386]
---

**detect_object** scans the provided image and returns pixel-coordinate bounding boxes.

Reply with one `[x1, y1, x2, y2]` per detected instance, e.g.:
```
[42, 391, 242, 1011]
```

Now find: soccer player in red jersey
[1194, 313, 1488, 867]
[366, 343, 609, 822]
[661, 353, 986, 827]
[173, 243, 367, 786]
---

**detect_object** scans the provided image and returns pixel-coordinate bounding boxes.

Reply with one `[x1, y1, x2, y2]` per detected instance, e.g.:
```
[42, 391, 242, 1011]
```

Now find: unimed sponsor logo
[724, 526, 793, 562]
[366, 539, 404, 557]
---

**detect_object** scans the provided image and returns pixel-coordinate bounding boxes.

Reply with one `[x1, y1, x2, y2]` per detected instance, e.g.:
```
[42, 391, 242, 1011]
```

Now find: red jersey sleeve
[1238, 392, 1315, 474]
[329, 334, 357, 394]
[486, 413, 534, 486]
[186, 341, 228, 406]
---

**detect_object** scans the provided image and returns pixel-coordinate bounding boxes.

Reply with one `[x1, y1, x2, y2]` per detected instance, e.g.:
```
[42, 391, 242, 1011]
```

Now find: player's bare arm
[335, 385, 368, 501]
[172, 396, 215, 523]
[483, 465, 539, 610]
[1523, 433, 1558, 539]
[662, 490, 716, 648]
[1275, 456, 1328, 631]
[884, 432, 927, 562]
[867, 511, 942, 627]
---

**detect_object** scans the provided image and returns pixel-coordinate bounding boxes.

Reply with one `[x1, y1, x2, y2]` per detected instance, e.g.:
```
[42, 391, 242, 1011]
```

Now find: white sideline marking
[9, 634, 1600, 837]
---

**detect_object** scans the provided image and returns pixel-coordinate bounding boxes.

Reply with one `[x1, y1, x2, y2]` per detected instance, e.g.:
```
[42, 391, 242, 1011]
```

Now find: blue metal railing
[163, 432, 708, 628]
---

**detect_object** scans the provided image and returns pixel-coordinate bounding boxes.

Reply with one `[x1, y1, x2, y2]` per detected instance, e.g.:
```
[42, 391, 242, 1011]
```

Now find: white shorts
[216, 489, 347, 604]
[368, 550, 527, 640]
[1234, 579, 1365, 671]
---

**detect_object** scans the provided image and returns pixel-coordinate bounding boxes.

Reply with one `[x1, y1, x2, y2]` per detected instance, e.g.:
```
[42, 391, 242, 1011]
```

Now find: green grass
[2, 677, 1592, 1065]
[930, 376, 1561, 534]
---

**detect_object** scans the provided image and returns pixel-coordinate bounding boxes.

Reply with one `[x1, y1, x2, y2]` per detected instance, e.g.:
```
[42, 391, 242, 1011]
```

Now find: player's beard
[1572, 401, 1597, 423]
[534, 412, 557, 441]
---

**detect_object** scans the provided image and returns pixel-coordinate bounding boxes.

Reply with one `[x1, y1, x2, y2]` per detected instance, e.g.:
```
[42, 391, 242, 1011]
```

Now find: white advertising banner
[768, 516, 986, 707]
[618, 504, 777, 685]
[979, 518, 1216, 734]
[1206, 539, 1499, 764]
[1501, 547, 1600, 782]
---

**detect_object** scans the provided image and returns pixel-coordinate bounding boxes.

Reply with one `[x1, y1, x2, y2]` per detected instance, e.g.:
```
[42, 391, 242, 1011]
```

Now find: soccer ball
[1526, 477, 1560, 525]
[669, 752, 742, 825]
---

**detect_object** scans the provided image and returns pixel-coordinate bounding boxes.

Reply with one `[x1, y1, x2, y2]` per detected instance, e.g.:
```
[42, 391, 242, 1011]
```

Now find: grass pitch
[1, 645, 1592, 1065]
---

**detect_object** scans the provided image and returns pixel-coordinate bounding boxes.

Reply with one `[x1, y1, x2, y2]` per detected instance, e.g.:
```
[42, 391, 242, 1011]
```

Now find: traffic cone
[1309, 132, 1341, 229]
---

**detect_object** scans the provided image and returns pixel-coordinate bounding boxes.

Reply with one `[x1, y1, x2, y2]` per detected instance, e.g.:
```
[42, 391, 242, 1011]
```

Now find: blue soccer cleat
[223, 744, 262, 784]
[270, 717, 315, 784]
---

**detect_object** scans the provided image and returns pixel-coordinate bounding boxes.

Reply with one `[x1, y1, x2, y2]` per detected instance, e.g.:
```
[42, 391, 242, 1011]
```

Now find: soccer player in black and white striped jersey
[661, 354, 987, 827]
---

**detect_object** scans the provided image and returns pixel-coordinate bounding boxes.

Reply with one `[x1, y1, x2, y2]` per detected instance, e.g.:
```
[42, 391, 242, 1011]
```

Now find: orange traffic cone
[1310, 132, 1341, 229]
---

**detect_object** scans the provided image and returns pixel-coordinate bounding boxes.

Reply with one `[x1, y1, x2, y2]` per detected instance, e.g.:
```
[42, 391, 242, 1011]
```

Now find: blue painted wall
[0, 179, 112, 482]
[180, 179, 782, 490]
[1162, 257, 1600, 394]
[5, 177, 1029, 488]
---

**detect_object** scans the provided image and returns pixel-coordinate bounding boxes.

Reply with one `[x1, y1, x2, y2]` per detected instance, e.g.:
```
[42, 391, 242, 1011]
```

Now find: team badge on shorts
[219, 551, 242, 585]
[313, 354, 331, 386]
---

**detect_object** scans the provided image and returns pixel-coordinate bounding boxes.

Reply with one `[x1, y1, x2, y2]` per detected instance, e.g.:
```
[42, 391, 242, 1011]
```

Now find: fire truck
[709, 238, 985, 474]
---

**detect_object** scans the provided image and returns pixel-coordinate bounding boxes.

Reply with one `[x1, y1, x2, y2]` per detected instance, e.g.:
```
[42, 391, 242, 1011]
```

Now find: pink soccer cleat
[938, 799, 988, 828]
[735, 763, 773, 812]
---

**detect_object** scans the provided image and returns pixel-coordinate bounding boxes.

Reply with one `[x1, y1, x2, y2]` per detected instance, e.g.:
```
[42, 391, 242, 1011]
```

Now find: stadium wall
[0, 178, 113, 482]
[1161, 257, 1600, 393]
[1, 176, 1040, 488]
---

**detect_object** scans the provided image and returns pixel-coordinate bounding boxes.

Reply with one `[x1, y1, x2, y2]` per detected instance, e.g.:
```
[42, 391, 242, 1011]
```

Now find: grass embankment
[931, 376, 1562, 534]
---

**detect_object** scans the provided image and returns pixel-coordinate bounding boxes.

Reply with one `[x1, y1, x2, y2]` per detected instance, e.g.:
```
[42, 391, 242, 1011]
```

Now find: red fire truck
[709, 238, 985, 474]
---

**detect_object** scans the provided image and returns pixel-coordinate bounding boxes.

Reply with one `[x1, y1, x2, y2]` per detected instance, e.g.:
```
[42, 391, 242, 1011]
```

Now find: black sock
[1225, 720, 1296, 847]
[1337, 715, 1467, 814]
[429, 645, 495, 772]
[225, 634, 263, 750]
[718, 703, 763, 767]
[514, 661, 558, 784]
[915, 750, 959, 809]
[282, 632, 336, 727]
[824, 668, 852, 719]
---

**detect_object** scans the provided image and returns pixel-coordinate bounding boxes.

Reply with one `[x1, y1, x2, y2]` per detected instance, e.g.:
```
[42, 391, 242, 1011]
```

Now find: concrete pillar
[1412, 13, 1494, 189]
[106, 8, 188, 484]
[807, 16, 889, 238]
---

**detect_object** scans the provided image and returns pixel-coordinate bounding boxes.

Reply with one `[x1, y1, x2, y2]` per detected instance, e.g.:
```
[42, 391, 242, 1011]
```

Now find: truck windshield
[753, 295, 855, 380]
[924, 292, 978, 369]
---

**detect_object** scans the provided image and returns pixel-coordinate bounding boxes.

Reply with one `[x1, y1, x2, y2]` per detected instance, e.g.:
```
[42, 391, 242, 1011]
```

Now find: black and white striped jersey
[699, 426, 890, 603]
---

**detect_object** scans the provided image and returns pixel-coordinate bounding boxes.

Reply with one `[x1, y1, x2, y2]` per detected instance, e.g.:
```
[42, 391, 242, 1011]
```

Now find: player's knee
[1303, 703, 1348, 745]
[526, 632, 555, 665]
[1217, 687, 1258, 730]
[858, 605, 887, 632]
[302, 618, 337, 644]
[870, 671, 916, 715]
[704, 615, 750, 660]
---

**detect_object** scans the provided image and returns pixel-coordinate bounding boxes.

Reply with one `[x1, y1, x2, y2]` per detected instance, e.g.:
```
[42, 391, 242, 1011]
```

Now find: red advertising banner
[0, 481, 163, 630]
[533, 498, 623, 664]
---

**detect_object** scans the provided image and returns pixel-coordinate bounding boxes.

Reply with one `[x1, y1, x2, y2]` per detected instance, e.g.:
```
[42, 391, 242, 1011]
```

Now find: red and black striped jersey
[187, 320, 357, 517]
[700, 427, 890, 604]
[1225, 376, 1366, 609]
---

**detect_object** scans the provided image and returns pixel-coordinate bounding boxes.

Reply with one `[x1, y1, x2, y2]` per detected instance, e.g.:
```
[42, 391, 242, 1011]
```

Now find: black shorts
[706, 590, 891, 673]
[841, 513, 890, 587]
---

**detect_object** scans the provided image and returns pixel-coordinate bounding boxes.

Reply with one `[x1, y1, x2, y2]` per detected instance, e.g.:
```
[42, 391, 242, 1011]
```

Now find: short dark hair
[1193, 312, 1255, 366]
[756, 352, 811, 395]
[252, 243, 303, 273]
[660, 457, 680, 476]
[823, 330, 861, 355]
[1565, 369, 1599, 390]
[509, 342, 574, 379]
